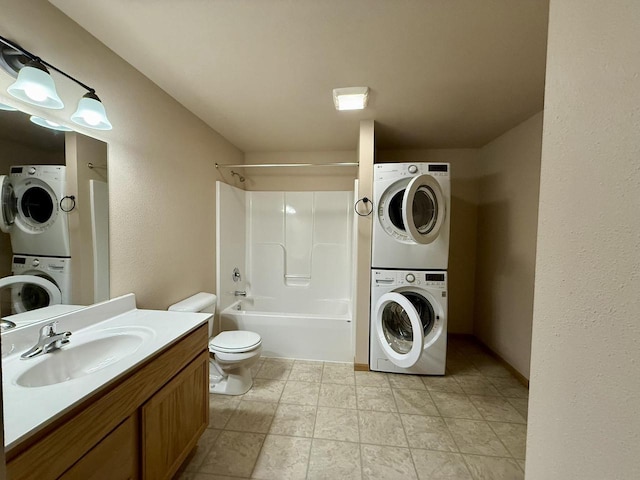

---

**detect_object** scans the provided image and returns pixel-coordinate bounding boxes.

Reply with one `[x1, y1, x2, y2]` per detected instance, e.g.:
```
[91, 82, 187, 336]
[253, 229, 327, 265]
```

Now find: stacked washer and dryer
[0, 165, 72, 313]
[369, 163, 450, 375]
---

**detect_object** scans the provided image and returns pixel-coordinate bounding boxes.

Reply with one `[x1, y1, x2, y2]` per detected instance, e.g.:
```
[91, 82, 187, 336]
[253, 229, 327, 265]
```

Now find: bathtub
[219, 298, 353, 362]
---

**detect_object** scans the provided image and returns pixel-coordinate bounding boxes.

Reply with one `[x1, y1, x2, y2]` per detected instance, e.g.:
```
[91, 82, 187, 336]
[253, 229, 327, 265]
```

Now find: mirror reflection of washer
[372, 162, 450, 270]
[370, 269, 447, 375]
[11, 255, 71, 313]
[0, 165, 71, 257]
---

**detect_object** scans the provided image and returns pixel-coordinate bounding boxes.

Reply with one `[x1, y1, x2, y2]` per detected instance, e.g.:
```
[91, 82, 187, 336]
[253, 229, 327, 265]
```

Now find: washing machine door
[374, 292, 427, 368]
[401, 174, 445, 245]
[0, 175, 17, 233]
[4, 274, 63, 313]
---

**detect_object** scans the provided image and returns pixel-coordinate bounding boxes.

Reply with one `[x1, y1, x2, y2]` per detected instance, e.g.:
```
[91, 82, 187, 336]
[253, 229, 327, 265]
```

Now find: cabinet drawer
[141, 351, 209, 479]
[60, 415, 138, 480]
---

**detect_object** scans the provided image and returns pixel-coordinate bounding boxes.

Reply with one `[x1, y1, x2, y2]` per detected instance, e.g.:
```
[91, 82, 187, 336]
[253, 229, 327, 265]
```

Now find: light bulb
[82, 111, 102, 126]
[25, 84, 49, 102]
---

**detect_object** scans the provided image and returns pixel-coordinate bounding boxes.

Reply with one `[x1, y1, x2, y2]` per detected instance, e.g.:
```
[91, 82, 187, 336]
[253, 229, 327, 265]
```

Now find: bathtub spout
[234, 291, 247, 297]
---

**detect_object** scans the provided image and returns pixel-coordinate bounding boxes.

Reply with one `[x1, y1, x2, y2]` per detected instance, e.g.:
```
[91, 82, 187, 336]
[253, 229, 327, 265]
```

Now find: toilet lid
[209, 330, 262, 353]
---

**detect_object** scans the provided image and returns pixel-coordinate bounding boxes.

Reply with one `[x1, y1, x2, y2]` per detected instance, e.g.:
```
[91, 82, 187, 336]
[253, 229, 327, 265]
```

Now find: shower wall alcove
[216, 181, 355, 361]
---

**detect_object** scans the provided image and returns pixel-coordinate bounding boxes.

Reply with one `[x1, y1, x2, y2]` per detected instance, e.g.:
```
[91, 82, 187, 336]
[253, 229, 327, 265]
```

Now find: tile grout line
[247, 360, 290, 480]
[486, 421, 520, 461]
[390, 377, 420, 480]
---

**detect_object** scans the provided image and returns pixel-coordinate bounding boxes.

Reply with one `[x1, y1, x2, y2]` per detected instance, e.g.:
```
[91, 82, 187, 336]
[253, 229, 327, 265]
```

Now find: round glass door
[17, 183, 57, 231]
[402, 174, 445, 245]
[374, 292, 425, 368]
[0, 175, 16, 233]
[10, 274, 62, 313]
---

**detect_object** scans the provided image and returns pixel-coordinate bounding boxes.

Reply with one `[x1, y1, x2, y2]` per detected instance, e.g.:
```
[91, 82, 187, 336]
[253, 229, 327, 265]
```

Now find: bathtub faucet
[233, 291, 247, 297]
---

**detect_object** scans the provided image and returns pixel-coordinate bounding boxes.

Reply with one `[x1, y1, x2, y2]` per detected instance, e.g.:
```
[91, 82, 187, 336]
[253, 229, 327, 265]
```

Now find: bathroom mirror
[0, 104, 109, 326]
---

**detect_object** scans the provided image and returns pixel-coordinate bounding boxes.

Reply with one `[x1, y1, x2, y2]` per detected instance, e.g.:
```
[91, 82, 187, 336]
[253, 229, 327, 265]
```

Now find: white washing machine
[372, 162, 450, 270]
[0, 165, 71, 257]
[370, 269, 447, 375]
[11, 254, 72, 313]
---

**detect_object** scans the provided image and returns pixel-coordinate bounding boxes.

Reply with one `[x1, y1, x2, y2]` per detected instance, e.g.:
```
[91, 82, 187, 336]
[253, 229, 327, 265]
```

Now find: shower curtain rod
[215, 162, 359, 169]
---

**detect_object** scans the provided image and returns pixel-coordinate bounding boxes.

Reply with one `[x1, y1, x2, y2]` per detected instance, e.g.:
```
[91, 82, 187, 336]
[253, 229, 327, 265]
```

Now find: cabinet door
[141, 351, 209, 480]
[60, 415, 138, 480]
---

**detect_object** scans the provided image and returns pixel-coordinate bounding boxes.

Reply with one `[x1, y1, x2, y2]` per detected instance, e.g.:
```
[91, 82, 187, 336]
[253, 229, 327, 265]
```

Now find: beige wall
[354, 121, 374, 365]
[242, 151, 357, 191]
[0, 0, 243, 309]
[474, 112, 543, 379]
[377, 149, 479, 334]
[527, 1, 640, 478]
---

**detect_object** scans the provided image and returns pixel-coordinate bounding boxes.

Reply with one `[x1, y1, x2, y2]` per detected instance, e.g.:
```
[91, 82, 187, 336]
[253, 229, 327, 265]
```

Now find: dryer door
[15, 179, 59, 232]
[0, 175, 16, 233]
[374, 292, 425, 368]
[401, 174, 445, 245]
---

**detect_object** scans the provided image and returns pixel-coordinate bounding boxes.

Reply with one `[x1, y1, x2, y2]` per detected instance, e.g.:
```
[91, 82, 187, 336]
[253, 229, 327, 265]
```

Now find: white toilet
[168, 292, 262, 395]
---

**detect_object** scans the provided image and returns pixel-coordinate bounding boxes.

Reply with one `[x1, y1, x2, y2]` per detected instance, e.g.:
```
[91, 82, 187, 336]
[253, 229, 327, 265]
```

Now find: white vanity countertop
[2, 304, 85, 328]
[1, 294, 210, 450]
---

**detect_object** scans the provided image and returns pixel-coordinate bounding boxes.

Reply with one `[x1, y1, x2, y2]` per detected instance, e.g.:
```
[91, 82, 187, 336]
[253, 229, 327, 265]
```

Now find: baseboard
[449, 333, 529, 388]
[354, 363, 370, 371]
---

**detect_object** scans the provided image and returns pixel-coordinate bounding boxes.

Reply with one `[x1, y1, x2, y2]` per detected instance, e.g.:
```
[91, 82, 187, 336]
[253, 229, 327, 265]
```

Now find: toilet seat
[209, 330, 262, 353]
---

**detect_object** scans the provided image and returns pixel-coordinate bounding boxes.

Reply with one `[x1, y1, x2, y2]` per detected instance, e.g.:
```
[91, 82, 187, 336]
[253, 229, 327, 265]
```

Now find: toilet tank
[168, 292, 217, 313]
[168, 292, 217, 336]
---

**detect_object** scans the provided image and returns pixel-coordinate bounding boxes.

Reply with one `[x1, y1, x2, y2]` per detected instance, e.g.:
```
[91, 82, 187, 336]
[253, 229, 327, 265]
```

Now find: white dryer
[0, 165, 71, 257]
[372, 163, 450, 270]
[370, 269, 447, 375]
[11, 254, 72, 313]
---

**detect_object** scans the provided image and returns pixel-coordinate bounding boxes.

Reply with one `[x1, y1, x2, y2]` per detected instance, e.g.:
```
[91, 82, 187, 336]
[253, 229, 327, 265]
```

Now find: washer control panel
[372, 269, 446, 289]
[12, 255, 71, 274]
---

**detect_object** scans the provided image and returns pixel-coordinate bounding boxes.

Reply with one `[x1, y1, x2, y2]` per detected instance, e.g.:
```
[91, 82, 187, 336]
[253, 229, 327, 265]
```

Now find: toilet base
[209, 363, 254, 395]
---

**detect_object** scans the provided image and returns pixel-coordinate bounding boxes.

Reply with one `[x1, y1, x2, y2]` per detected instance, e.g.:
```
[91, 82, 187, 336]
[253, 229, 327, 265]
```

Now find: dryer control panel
[9, 165, 65, 182]
[374, 162, 450, 181]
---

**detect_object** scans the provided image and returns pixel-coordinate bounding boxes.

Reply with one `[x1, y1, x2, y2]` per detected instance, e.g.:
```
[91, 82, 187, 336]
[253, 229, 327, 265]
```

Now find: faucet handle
[39, 321, 58, 338]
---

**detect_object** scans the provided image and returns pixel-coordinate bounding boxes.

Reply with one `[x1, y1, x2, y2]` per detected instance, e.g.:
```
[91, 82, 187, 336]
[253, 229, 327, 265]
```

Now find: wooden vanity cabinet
[6, 324, 209, 480]
[141, 352, 209, 479]
[59, 415, 139, 480]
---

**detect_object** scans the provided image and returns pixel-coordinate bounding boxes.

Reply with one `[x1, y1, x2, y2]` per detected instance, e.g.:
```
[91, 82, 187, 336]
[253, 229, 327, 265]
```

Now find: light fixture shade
[333, 86, 369, 111]
[0, 102, 17, 111]
[29, 115, 72, 132]
[7, 61, 64, 109]
[71, 92, 112, 130]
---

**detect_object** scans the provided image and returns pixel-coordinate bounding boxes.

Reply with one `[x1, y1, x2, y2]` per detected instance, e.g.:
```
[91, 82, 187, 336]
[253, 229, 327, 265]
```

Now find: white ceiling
[50, 0, 549, 152]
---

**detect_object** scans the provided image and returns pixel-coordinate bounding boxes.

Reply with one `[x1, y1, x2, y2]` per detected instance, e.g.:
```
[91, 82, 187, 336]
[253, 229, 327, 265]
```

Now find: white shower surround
[216, 183, 355, 361]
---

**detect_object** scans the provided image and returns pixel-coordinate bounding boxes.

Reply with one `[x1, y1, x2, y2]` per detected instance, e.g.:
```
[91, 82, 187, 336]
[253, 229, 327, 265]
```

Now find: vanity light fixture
[0, 35, 112, 130]
[71, 92, 112, 130]
[8, 59, 64, 109]
[29, 115, 73, 132]
[332, 86, 369, 111]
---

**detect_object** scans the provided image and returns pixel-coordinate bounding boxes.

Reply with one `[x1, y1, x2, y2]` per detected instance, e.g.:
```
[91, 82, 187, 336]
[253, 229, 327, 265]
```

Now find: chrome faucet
[0, 319, 16, 332]
[233, 291, 247, 297]
[21, 321, 72, 359]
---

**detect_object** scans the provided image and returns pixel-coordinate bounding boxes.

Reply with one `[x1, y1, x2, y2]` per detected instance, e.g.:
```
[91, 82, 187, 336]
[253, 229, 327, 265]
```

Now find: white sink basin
[15, 327, 154, 388]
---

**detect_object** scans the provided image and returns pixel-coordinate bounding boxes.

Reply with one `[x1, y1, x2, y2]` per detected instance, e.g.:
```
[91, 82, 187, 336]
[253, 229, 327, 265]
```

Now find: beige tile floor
[175, 337, 528, 480]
